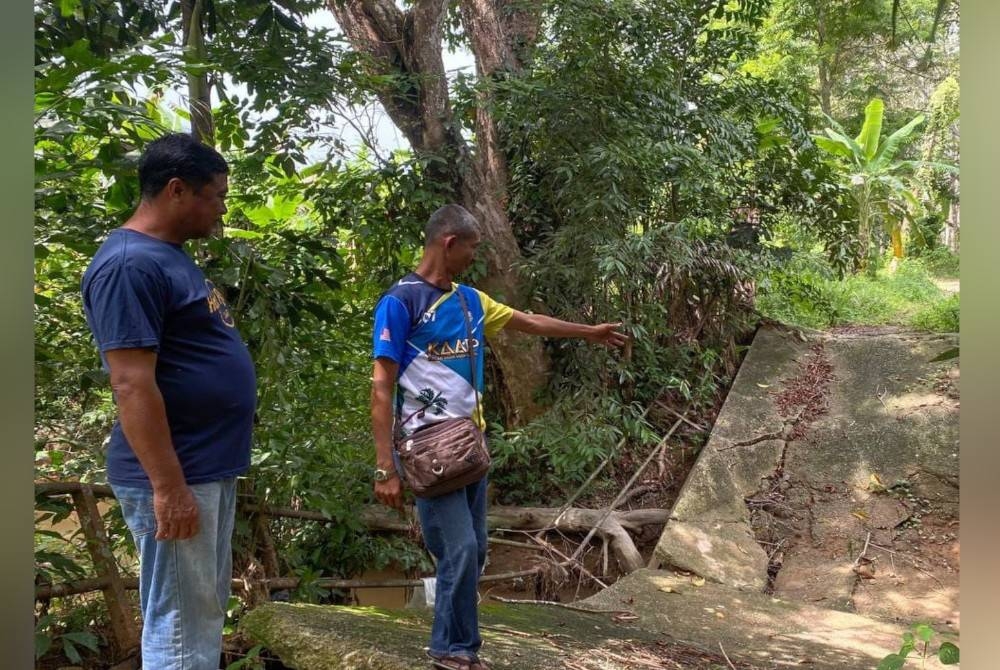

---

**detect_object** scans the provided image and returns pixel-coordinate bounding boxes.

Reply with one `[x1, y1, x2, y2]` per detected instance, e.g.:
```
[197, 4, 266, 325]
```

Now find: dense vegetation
[34, 0, 959, 666]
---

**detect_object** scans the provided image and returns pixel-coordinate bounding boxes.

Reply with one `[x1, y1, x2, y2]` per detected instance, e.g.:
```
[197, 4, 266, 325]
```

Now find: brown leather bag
[394, 288, 491, 498]
[395, 417, 490, 498]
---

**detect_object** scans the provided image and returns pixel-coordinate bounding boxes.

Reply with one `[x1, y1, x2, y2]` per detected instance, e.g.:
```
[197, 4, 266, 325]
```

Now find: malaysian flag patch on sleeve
[379, 327, 392, 342]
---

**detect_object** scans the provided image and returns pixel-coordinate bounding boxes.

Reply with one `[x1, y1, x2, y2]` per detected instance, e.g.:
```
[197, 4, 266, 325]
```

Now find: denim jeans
[415, 475, 489, 660]
[112, 478, 237, 670]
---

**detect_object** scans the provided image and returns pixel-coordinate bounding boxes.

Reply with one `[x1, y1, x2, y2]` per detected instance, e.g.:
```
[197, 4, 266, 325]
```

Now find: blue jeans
[415, 476, 489, 660]
[112, 478, 238, 670]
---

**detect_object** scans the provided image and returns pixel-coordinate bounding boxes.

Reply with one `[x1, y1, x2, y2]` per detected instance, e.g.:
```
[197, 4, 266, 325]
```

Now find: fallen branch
[488, 537, 546, 551]
[852, 532, 872, 567]
[656, 400, 706, 432]
[239, 503, 668, 535]
[528, 534, 609, 589]
[262, 567, 542, 592]
[718, 642, 738, 670]
[569, 417, 685, 572]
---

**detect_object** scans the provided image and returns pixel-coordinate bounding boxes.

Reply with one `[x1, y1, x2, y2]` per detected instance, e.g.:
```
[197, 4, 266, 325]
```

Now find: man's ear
[443, 235, 457, 250]
[164, 177, 187, 199]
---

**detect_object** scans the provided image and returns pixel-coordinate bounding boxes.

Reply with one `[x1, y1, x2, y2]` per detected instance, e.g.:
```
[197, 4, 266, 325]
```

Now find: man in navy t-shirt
[81, 133, 255, 670]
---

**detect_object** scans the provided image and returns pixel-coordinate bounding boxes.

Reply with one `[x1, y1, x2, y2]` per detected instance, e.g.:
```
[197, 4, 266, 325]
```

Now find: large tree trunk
[326, 0, 549, 424]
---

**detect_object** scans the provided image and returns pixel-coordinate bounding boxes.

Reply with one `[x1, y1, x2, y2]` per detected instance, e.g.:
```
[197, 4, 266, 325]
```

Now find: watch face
[374, 469, 388, 482]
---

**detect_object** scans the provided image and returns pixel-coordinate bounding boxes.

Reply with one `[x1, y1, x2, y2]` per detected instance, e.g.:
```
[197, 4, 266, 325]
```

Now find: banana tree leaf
[823, 128, 865, 164]
[896, 159, 960, 174]
[873, 114, 925, 170]
[856, 98, 884, 161]
[900, 189, 921, 210]
[813, 135, 853, 158]
[875, 174, 908, 193]
[821, 112, 852, 138]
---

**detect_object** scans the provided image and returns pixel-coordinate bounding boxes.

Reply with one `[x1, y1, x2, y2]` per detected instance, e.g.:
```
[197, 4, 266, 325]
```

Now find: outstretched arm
[504, 310, 628, 348]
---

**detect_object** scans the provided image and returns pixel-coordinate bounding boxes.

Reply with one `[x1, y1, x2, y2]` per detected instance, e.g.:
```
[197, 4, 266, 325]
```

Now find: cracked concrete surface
[652, 327, 809, 587]
[652, 326, 959, 633]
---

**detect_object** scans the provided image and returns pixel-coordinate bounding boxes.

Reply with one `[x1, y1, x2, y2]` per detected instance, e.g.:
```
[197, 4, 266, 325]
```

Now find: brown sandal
[427, 652, 475, 669]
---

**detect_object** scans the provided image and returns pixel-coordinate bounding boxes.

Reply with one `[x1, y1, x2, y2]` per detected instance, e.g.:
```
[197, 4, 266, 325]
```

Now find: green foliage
[878, 622, 959, 669]
[911, 293, 959, 333]
[813, 97, 952, 273]
[917, 247, 959, 277]
[490, 1, 790, 470]
[489, 396, 655, 505]
[757, 254, 957, 332]
[35, 610, 103, 664]
[225, 644, 266, 670]
[33, 0, 961, 660]
[751, 0, 958, 119]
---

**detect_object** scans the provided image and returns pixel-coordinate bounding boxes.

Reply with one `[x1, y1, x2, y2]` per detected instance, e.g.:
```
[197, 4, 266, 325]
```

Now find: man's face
[180, 173, 229, 239]
[445, 233, 481, 275]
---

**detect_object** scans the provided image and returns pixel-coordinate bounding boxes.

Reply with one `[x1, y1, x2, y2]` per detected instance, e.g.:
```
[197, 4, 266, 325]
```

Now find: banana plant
[814, 98, 956, 275]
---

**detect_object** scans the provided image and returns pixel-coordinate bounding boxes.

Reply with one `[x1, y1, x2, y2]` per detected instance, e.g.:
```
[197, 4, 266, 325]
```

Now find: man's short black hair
[425, 204, 480, 244]
[138, 133, 229, 199]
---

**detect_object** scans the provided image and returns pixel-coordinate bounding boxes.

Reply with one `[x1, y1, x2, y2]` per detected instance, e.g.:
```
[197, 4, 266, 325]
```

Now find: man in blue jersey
[82, 133, 256, 670]
[371, 204, 626, 670]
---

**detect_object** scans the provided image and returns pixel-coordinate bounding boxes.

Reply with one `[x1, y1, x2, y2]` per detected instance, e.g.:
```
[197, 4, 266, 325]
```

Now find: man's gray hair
[425, 204, 479, 244]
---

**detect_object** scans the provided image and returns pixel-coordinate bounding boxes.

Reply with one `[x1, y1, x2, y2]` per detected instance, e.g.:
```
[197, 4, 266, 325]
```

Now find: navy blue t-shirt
[81, 229, 257, 488]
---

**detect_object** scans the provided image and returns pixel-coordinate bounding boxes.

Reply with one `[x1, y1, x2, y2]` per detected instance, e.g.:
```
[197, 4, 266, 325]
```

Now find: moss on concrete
[240, 600, 660, 669]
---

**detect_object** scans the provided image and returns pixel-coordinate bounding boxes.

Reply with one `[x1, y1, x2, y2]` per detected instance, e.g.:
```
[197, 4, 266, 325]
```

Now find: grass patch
[910, 293, 960, 332]
[757, 253, 959, 332]
[918, 247, 961, 279]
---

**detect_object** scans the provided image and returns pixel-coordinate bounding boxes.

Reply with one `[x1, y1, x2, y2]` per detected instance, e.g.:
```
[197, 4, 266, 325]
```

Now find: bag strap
[394, 285, 480, 437]
[454, 286, 481, 417]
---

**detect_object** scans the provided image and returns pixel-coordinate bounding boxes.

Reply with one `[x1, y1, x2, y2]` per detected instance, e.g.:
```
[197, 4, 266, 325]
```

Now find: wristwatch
[374, 466, 396, 482]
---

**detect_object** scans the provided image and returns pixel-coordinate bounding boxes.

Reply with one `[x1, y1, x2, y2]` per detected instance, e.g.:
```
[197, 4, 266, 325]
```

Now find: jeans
[112, 478, 238, 670]
[415, 476, 489, 660]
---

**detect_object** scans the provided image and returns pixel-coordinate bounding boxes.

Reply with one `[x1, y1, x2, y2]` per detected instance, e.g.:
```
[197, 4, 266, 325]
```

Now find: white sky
[301, 9, 475, 158]
[155, 8, 476, 162]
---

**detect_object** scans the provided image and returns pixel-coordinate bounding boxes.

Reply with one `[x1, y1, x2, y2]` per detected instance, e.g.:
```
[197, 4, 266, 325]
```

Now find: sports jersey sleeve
[82, 261, 167, 353]
[475, 289, 514, 339]
[372, 294, 410, 363]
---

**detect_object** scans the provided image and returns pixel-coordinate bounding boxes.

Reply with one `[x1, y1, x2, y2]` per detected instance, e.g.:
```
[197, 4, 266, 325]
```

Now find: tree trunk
[326, 0, 549, 423]
[182, 0, 214, 145]
[891, 223, 904, 259]
[815, 7, 833, 117]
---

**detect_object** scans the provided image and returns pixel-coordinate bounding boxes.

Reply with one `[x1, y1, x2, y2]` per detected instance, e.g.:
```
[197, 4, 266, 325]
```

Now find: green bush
[487, 396, 658, 506]
[757, 253, 958, 332]
[910, 294, 959, 332]
[919, 247, 960, 278]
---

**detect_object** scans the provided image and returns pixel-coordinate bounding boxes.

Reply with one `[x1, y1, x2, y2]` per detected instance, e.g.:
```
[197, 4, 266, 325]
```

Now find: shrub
[756, 253, 957, 331]
[910, 294, 959, 333]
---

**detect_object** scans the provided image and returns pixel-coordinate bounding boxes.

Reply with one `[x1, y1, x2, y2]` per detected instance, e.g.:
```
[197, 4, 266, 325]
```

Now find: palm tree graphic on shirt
[415, 388, 448, 416]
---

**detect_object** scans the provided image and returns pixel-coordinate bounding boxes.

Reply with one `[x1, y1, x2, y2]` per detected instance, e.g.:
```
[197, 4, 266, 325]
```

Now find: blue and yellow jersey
[372, 272, 513, 433]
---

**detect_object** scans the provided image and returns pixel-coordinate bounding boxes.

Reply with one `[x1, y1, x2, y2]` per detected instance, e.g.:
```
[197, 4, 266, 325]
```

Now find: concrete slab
[240, 597, 744, 669]
[655, 520, 769, 590]
[653, 325, 960, 635]
[581, 569, 956, 670]
[240, 570, 955, 670]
